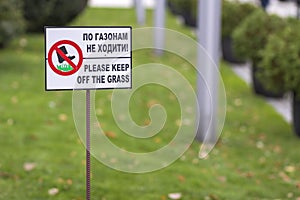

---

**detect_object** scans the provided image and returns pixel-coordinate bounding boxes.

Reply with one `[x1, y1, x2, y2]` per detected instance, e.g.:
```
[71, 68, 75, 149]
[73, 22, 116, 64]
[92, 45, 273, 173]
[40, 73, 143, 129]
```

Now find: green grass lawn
[0, 7, 300, 200]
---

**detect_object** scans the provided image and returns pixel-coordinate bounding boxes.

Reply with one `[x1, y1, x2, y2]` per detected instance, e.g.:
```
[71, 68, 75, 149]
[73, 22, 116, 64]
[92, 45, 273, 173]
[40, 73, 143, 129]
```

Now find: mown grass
[0, 7, 299, 200]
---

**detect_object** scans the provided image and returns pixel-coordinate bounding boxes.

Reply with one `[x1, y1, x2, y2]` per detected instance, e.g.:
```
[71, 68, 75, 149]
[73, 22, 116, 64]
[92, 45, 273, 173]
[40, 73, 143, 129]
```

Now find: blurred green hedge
[0, 0, 88, 48]
[167, 0, 197, 27]
[0, 0, 25, 47]
[23, 0, 88, 32]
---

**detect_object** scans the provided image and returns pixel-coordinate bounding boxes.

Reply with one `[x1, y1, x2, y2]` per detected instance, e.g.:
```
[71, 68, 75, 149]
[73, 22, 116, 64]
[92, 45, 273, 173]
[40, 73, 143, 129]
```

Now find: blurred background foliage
[0, 0, 88, 47]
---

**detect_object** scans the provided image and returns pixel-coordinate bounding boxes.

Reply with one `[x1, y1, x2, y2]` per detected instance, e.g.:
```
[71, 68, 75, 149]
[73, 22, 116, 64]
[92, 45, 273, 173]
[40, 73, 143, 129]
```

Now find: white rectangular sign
[45, 26, 132, 90]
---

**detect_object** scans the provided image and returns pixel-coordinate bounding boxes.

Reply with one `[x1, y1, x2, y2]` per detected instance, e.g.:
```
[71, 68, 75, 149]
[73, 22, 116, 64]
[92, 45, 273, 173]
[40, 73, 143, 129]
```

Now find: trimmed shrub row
[0, 0, 88, 48]
[168, 0, 300, 137]
[0, 0, 24, 47]
[23, 0, 88, 32]
[167, 0, 197, 27]
[222, 1, 300, 137]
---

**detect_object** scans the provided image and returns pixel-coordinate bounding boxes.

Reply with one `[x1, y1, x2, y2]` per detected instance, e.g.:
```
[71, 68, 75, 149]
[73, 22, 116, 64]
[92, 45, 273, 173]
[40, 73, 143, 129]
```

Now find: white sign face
[45, 26, 132, 90]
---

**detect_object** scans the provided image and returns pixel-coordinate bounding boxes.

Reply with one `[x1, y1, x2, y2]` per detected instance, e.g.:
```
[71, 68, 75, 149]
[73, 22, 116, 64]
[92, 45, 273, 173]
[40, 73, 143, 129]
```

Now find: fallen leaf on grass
[11, 96, 18, 104]
[177, 175, 185, 182]
[259, 157, 266, 164]
[94, 122, 101, 128]
[96, 108, 103, 115]
[104, 131, 117, 138]
[239, 125, 247, 133]
[7, 118, 14, 126]
[66, 179, 73, 185]
[45, 120, 53, 126]
[175, 119, 181, 127]
[245, 172, 254, 178]
[110, 158, 118, 164]
[180, 155, 186, 161]
[239, 171, 254, 178]
[185, 106, 193, 114]
[217, 176, 227, 183]
[168, 193, 182, 200]
[192, 158, 199, 164]
[144, 119, 151, 125]
[19, 38, 28, 47]
[258, 133, 266, 140]
[81, 160, 86, 166]
[161, 195, 167, 200]
[11, 81, 19, 89]
[273, 145, 282, 153]
[227, 105, 233, 113]
[279, 172, 291, 183]
[234, 98, 242, 106]
[58, 113, 68, 121]
[256, 141, 264, 149]
[209, 194, 219, 200]
[284, 165, 295, 173]
[153, 137, 161, 144]
[23, 162, 36, 172]
[48, 101, 56, 109]
[0, 172, 11, 178]
[100, 152, 107, 159]
[287, 192, 294, 198]
[147, 99, 159, 108]
[169, 93, 176, 101]
[57, 178, 64, 184]
[70, 151, 77, 157]
[48, 188, 59, 196]
[268, 174, 276, 180]
[38, 177, 43, 183]
[56, 177, 72, 185]
[77, 138, 83, 144]
[107, 93, 112, 100]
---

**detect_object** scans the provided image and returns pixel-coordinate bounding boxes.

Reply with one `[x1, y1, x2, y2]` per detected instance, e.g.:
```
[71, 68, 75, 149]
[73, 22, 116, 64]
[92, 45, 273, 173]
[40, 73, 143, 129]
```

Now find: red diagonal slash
[55, 46, 77, 70]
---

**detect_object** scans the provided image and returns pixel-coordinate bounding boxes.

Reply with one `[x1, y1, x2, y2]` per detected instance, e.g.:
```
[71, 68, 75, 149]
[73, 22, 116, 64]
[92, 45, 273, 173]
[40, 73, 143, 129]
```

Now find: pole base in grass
[221, 37, 246, 64]
[252, 63, 285, 98]
[293, 93, 300, 137]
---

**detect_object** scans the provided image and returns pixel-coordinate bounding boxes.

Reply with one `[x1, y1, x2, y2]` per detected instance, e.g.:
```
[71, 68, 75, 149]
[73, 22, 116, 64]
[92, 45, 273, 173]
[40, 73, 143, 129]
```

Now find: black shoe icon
[57, 46, 75, 63]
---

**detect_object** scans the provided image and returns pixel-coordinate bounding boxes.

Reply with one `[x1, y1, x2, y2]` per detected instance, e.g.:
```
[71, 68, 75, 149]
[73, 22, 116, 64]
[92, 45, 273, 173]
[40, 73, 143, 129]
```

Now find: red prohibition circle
[48, 40, 83, 76]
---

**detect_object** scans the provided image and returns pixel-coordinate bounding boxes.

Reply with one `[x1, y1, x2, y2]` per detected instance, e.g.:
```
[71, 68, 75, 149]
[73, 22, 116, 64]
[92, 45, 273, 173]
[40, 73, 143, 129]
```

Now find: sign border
[44, 26, 132, 91]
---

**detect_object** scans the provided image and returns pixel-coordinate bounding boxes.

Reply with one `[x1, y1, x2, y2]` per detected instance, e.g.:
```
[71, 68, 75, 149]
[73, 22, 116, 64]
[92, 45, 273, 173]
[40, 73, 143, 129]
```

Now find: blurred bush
[258, 20, 300, 137]
[23, 0, 88, 32]
[0, 0, 25, 48]
[232, 10, 287, 97]
[167, 0, 197, 27]
[221, 0, 257, 63]
[232, 10, 286, 63]
[222, 0, 257, 39]
[258, 20, 300, 95]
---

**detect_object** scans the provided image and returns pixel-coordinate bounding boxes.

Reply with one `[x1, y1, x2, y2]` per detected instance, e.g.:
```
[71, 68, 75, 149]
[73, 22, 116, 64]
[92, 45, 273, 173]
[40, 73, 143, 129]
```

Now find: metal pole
[154, 0, 166, 55]
[86, 90, 91, 200]
[196, 0, 222, 142]
[297, 0, 300, 19]
[135, 0, 145, 25]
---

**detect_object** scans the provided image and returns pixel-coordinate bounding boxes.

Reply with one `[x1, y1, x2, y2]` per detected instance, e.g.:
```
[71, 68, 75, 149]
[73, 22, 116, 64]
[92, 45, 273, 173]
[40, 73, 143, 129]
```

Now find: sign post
[196, 0, 221, 142]
[86, 89, 90, 200]
[45, 26, 132, 200]
[134, 0, 145, 25]
[154, 0, 166, 56]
